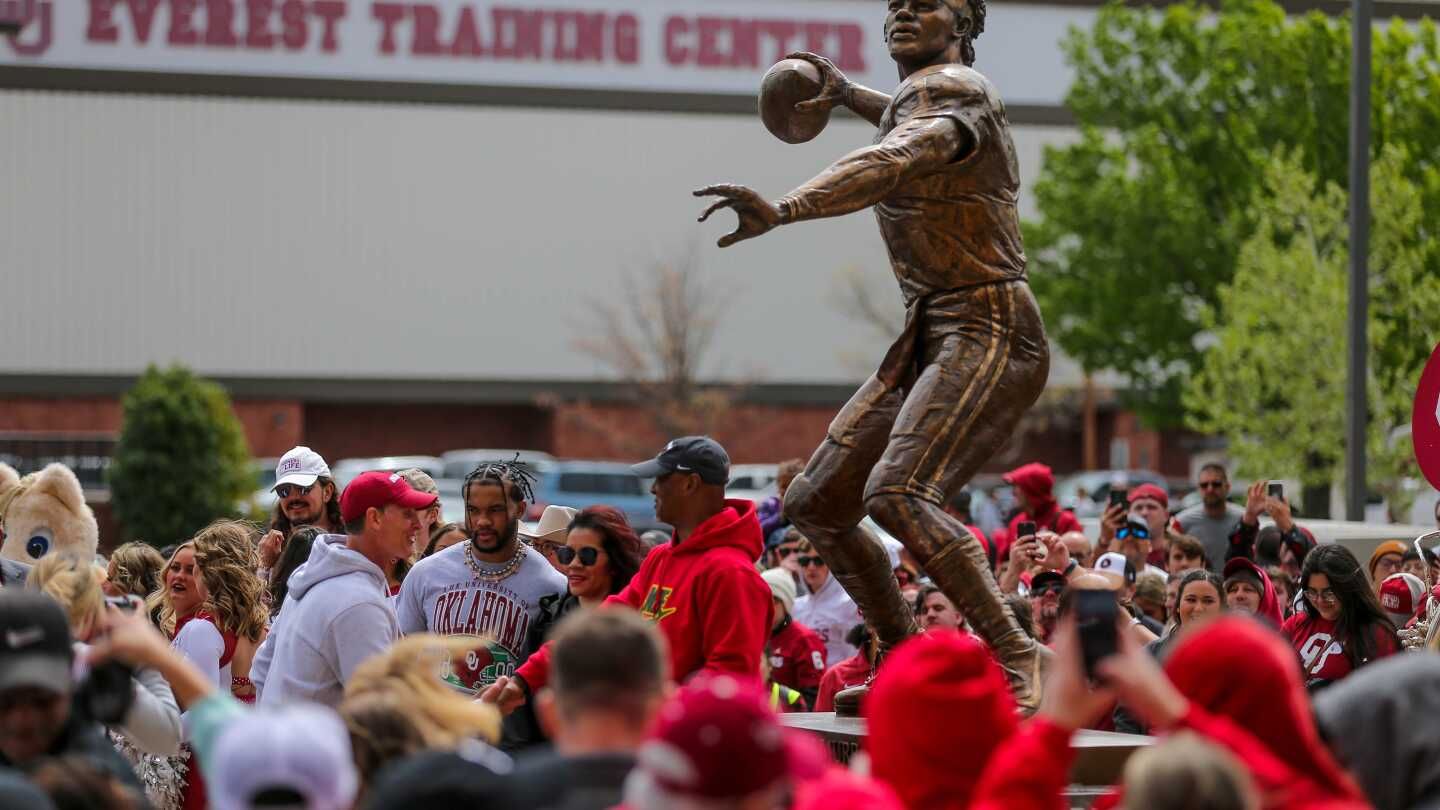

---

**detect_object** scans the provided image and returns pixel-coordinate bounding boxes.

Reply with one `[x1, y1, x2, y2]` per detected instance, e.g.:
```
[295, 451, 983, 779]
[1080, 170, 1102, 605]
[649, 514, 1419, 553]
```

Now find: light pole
[1346, 0, 1372, 521]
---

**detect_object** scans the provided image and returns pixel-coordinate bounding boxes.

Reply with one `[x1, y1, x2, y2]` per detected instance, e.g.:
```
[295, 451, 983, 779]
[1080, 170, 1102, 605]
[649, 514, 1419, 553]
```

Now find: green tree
[109, 365, 253, 547]
[1026, 0, 1440, 425]
[1183, 147, 1440, 516]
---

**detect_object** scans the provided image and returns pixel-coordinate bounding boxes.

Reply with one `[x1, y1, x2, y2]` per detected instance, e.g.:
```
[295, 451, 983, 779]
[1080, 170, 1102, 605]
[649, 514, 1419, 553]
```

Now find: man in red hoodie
[482, 437, 772, 714]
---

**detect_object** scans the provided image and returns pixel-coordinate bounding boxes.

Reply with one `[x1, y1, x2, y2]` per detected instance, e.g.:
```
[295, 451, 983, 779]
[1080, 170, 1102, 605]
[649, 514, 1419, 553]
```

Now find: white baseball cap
[274, 446, 331, 491]
[210, 702, 357, 810]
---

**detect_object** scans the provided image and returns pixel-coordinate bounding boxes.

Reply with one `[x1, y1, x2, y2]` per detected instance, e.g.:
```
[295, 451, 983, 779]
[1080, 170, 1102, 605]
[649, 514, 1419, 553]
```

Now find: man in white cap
[260, 447, 343, 577]
[520, 504, 578, 573]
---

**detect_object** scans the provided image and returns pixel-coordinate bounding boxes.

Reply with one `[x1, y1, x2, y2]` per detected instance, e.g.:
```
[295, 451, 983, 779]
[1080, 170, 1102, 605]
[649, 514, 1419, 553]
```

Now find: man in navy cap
[484, 437, 771, 717]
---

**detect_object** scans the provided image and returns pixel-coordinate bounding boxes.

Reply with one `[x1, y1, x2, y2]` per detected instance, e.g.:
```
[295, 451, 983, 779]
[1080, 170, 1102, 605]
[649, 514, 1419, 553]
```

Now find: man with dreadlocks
[395, 458, 566, 698]
[694, 0, 1049, 713]
[482, 437, 772, 719]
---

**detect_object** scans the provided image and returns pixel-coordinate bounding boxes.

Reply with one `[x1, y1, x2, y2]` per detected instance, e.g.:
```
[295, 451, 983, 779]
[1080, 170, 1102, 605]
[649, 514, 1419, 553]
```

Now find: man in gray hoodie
[251, 471, 436, 707]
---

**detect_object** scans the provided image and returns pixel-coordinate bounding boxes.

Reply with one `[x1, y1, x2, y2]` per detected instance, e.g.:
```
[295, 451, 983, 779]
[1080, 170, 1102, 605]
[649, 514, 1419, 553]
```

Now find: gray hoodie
[1314, 653, 1440, 810]
[251, 534, 396, 707]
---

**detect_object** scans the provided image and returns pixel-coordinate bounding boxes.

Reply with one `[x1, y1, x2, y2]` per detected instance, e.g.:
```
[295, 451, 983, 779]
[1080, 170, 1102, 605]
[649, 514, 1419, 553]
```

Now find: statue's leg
[783, 374, 921, 652]
[863, 282, 1050, 710]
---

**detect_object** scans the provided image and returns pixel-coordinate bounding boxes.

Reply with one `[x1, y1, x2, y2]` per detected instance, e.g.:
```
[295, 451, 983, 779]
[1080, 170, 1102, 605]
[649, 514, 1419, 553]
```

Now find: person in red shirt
[482, 437, 772, 715]
[760, 568, 826, 709]
[1283, 544, 1399, 690]
[815, 624, 875, 713]
[1002, 463, 1081, 543]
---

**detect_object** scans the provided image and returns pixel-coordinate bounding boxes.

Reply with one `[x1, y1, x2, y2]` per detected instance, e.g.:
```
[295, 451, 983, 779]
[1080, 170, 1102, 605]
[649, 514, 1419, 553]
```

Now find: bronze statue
[696, 0, 1048, 713]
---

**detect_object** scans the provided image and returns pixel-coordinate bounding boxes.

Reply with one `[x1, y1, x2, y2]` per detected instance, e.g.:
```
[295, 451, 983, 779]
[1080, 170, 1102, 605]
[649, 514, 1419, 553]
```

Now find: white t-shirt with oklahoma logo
[396, 541, 566, 695]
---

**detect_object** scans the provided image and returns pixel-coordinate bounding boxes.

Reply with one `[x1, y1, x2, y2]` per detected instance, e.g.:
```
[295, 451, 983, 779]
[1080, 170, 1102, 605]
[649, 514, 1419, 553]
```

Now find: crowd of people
[2, 440, 1439, 810]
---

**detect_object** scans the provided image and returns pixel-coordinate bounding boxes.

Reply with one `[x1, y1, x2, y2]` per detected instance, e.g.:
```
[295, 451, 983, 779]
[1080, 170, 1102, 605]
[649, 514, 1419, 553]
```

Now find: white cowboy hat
[520, 505, 577, 543]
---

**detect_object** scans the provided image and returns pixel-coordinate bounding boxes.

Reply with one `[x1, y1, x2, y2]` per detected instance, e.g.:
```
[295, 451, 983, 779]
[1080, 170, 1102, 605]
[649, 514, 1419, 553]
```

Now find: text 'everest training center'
[1, 0, 1394, 512]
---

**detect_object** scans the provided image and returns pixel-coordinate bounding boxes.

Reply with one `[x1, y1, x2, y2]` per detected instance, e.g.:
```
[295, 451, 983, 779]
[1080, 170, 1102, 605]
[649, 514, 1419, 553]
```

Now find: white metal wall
[0, 90, 1079, 384]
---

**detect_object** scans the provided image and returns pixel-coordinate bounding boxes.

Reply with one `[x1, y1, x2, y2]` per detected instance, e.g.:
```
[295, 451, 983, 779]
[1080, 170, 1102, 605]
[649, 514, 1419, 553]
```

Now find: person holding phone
[1001, 464, 1082, 554]
[1227, 480, 1315, 568]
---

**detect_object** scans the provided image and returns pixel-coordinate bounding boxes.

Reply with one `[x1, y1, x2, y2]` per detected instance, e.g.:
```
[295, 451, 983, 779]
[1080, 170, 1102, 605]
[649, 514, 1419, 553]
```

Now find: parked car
[331, 456, 445, 489]
[727, 463, 779, 505]
[1054, 469, 1169, 517]
[527, 459, 660, 531]
[440, 448, 556, 480]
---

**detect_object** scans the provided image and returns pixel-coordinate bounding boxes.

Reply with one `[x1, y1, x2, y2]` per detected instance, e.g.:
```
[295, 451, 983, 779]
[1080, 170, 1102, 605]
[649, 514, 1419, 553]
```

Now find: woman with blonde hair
[104, 542, 166, 603]
[342, 634, 501, 746]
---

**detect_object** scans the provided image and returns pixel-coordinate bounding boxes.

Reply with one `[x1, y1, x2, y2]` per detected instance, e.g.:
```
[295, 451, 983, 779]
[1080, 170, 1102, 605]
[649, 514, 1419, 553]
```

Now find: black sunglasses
[555, 546, 601, 566]
[275, 484, 315, 499]
[797, 556, 827, 568]
[775, 546, 800, 558]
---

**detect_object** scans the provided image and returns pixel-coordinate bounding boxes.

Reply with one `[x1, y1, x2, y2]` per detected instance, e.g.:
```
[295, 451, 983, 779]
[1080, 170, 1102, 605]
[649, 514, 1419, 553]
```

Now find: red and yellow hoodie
[517, 499, 771, 690]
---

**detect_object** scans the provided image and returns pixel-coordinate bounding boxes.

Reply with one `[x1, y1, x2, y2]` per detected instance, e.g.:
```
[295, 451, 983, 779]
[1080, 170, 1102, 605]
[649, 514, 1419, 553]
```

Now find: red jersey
[815, 652, 872, 712]
[767, 617, 827, 695]
[1283, 613, 1399, 685]
[519, 500, 771, 691]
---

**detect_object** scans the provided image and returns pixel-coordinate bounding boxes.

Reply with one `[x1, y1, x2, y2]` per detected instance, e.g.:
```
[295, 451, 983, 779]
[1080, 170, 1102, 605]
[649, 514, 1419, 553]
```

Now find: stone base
[779, 712, 1151, 798]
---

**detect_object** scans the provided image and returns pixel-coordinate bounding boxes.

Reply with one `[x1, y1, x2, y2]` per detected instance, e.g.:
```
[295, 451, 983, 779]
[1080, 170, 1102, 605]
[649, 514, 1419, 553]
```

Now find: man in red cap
[618, 673, 829, 810]
[251, 470, 436, 707]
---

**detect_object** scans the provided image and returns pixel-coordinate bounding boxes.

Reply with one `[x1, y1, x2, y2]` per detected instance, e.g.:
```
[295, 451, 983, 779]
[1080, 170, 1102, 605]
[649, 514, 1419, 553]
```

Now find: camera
[74, 659, 136, 726]
[1109, 488, 1128, 509]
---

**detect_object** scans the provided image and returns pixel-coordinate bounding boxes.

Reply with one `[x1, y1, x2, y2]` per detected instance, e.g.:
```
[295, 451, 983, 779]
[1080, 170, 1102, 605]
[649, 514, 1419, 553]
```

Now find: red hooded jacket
[1223, 557, 1284, 626]
[517, 499, 771, 690]
[1162, 617, 1369, 808]
[1004, 463, 1082, 542]
[866, 632, 1021, 810]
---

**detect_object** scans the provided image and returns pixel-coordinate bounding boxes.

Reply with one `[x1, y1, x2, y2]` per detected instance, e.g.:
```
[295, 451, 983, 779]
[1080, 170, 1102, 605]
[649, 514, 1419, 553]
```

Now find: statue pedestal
[779, 712, 1152, 805]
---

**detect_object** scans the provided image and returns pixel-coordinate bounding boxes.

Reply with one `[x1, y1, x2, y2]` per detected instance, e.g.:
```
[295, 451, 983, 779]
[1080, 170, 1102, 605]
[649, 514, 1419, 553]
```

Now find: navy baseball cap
[632, 437, 730, 486]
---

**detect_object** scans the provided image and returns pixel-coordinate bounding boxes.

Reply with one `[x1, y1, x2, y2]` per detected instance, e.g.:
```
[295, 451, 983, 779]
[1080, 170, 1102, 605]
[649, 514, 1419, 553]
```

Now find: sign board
[1414, 341, 1440, 491]
[0, 0, 1085, 106]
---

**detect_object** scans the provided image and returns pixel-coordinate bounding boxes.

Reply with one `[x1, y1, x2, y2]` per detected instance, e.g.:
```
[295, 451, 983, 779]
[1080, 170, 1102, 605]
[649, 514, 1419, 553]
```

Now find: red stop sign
[1415, 342, 1440, 490]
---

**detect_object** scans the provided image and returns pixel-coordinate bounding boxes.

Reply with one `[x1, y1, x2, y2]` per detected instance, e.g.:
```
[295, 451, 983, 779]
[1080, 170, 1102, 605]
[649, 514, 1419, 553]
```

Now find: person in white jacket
[790, 535, 863, 666]
[251, 471, 435, 707]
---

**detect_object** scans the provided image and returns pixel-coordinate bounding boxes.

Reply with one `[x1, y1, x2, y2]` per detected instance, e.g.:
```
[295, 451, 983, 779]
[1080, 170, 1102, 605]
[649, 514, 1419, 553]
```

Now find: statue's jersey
[874, 63, 1027, 306]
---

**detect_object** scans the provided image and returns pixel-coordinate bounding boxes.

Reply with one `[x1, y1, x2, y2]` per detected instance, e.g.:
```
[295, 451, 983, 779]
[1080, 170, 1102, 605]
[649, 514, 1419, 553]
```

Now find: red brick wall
[0, 396, 302, 458]
[551, 401, 836, 463]
[301, 402, 554, 463]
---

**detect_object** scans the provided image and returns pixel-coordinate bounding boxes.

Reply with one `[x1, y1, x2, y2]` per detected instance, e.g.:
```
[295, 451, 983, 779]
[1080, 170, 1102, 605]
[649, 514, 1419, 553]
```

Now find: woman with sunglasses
[529, 506, 646, 638]
[1283, 544, 1399, 690]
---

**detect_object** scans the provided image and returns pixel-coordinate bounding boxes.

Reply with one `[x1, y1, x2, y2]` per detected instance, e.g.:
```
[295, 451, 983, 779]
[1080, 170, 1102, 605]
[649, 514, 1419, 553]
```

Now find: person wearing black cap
[0, 590, 139, 789]
[484, 437, 771, 718]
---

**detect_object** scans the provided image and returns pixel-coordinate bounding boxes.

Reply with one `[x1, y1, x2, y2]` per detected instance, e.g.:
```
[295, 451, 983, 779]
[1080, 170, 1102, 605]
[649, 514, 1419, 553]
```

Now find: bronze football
[758, 59, 830, 144]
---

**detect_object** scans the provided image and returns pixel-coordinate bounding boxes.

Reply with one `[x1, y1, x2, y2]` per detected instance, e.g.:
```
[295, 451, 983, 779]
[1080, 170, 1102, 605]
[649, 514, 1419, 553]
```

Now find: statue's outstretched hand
[785, 51, 849, 115]
[694, 184, 782, 248]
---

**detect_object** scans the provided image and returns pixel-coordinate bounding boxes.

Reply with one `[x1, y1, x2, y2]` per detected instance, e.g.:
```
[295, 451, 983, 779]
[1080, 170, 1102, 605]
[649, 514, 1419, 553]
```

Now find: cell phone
[1109, 489, 1128, 509]
[1268, 482, 1283, 500]
[1017, 521, 1037, 538]
[1075, 589, 1119, 680]
[104, 595, 139, 612]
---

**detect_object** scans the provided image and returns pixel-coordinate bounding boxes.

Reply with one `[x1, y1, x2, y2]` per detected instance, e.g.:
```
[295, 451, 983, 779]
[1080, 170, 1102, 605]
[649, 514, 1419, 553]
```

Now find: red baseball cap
[339, 471, 439, 524]
[1379, 572, 1426, 626]
[634, 674, 823, 800]
[1127, 483, 1169, 509]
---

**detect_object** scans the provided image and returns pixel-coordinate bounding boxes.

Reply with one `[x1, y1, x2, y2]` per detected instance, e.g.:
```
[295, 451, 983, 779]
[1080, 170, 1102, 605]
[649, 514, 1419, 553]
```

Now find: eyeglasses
[776, 546, 801, 558]
[797, 556, 827, 568]
[1197, 481, 1226, 490]
[1303, 587, 1338, 603]
[275, 484, 315, 499]
[532, 540, 563, 557]
[555, 546, 600, 567]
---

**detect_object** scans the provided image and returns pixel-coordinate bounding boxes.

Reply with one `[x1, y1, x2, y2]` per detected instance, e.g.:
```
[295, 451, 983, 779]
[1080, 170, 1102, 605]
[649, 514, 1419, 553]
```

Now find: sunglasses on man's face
[275, 484, 315, 499]
[1197, 480, 1226, 490]
[555, 546, 601, 567]
[776, 546, 801, 558]
[797, 556, 827, 568]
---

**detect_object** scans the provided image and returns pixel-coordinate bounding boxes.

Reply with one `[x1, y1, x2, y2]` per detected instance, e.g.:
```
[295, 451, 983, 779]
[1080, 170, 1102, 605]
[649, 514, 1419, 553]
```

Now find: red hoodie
[866, 631, 1021, 810]
[1163, 616, 1369, 808]
[1004, 463, 1082, 541]
[1223, 557, 1284, 626]
[517, 499, 771, 690]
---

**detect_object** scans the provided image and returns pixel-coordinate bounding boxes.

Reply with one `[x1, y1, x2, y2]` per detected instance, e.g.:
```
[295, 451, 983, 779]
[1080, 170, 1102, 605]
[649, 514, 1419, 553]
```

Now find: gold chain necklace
[465, 540, 525, 583]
